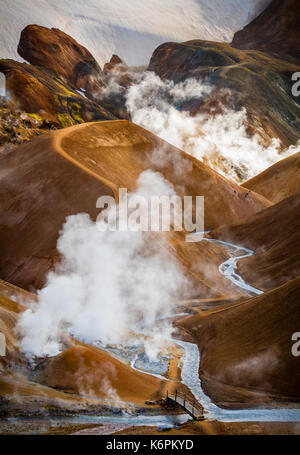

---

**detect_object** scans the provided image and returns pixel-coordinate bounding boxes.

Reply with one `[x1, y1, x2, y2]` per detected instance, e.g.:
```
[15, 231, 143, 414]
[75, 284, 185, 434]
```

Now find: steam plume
[17, 171, 188, 361]
[125, 71, 300, 182]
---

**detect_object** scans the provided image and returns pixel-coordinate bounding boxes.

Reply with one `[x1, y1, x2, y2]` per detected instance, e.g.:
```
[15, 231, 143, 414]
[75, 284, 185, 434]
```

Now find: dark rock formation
[103, 54, 125, 73]
[0, 59, 116, 127]
[232, 0, 300, 65]
[18, 25, 106, 100]
[101, 54, 134, 119]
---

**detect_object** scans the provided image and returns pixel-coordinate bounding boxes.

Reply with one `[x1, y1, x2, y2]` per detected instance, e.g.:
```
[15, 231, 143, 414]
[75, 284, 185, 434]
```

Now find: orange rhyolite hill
[38, 344, 165, 405]
[243, 152, 300, 203]
[178, 276, 300, 407]
[0, 281, 165, 410]
[210, 192, 300, 291]
[0, 120, 270, 295]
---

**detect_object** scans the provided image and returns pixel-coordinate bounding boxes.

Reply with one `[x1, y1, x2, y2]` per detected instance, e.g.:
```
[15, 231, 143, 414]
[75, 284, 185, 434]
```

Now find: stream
[192, 235, 263, 295]
[135, 236, 300, 422]
[178, 339, 300, 422]
[2, 237, 299, 434]
[175, 236, 299, 421]
[97, 236, 300, 423]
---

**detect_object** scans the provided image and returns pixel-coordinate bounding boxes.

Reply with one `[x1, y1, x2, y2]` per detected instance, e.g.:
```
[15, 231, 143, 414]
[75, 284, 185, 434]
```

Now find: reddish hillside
[0, 134, 114, 290]
[179, 277, 300, 407]
[232, 0, 300, 64]
[210, 192, 300, 290]
[0, 120, 269, 295]
[0, 280, 166, 413]
[243, 152, 300, 203]
[37, 344, 165, 404]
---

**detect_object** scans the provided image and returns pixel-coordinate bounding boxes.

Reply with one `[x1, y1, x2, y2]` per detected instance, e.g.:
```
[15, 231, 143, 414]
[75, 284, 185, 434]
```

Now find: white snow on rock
[0, 0, 270, 67]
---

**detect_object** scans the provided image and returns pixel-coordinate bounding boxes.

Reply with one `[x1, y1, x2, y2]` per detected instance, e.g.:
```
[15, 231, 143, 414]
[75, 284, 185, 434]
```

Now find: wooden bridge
[165, 390, 205, 421]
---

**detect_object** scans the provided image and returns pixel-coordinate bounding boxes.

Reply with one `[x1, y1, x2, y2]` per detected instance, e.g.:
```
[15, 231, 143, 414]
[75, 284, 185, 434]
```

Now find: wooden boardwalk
[165, 390, 205, 421]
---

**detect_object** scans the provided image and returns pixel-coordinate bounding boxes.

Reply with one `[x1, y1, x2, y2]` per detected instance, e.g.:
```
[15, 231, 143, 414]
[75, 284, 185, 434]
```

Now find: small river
[134, 236, 300, 422]
[2, 237, 299, 434]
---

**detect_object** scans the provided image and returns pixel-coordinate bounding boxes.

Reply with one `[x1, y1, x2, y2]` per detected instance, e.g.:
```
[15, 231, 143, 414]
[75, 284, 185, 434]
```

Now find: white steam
[125, 71, 300, 182]
[17, 171, 188, 361]
[219, 347, 280, 389]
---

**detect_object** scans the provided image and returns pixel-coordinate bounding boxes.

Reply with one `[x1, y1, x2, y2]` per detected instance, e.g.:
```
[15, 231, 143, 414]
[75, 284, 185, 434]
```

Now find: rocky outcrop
[103, 53, 132, 89]
[232, 0, 300, 65]
[0, 101, 54, 153]
[101, 54, 134, 119]
[103, 54, 125, 73]
[18, 25, 106, 101]
[0, 26, 122, 131]
[148, 40, 300, 148]
[148, 40, 235, 82]
[0, 59, 116, 128]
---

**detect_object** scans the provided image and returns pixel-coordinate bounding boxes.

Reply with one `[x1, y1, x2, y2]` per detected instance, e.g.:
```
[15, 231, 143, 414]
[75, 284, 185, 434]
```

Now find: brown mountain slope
[0, 121, 270, 295]
[0, 134, 114, 290]
[56, 120, 270, 218]
[178, 277, 300, 407]
[0, 279, 36, 304]
[232, 0, 300, 64]
[242, 152, 300, 203]
[0, 282, 164, 413]
[0, 294, 24, 367]
[148, 40, 300, 148]
[209, 192, 300, 291]
[37, 344, 165, 405]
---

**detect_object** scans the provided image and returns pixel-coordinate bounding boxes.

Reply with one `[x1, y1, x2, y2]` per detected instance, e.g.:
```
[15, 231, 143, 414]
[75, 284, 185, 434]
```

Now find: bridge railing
[165, 389, 204, 417]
